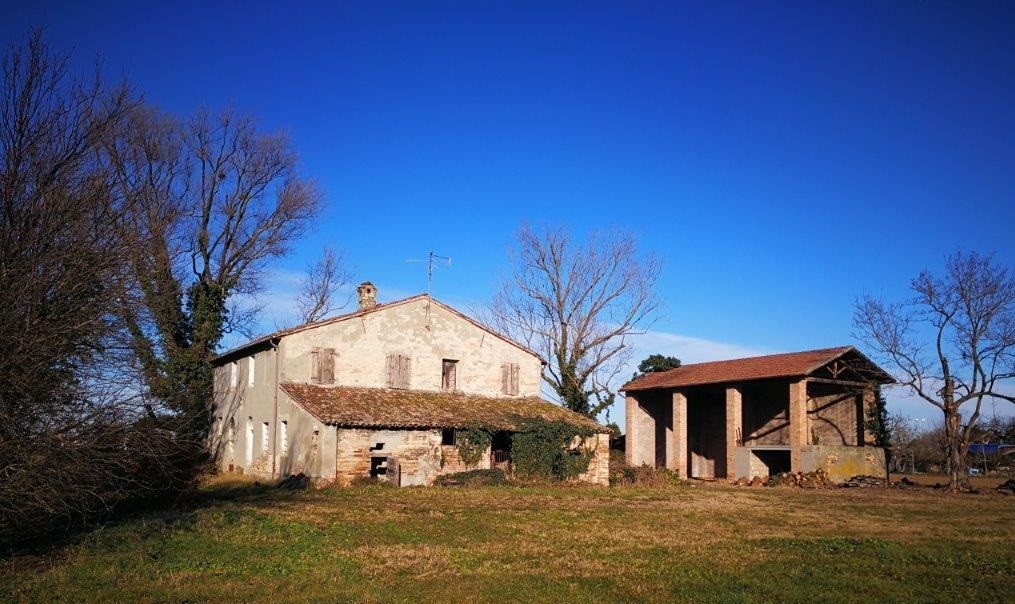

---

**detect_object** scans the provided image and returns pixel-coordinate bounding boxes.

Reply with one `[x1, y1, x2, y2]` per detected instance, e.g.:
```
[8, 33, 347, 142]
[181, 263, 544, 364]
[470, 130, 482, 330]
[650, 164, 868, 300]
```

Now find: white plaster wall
[210, 344, 333, 480]
[280, 298, 542, 397]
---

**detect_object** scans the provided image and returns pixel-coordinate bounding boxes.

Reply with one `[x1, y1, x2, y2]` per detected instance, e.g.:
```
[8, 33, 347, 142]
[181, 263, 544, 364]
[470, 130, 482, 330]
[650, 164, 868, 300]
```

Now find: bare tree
[490, 224, 661, 418]
[0, 31, 185, 545]
[854, 251, 1015, 490]
[295, 247, 353, 324]
[106, 104, 323, 442]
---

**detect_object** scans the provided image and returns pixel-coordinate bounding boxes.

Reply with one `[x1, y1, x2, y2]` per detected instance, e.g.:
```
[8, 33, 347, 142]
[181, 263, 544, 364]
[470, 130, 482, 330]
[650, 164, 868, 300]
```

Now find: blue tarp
[968, 443, 1015, 456]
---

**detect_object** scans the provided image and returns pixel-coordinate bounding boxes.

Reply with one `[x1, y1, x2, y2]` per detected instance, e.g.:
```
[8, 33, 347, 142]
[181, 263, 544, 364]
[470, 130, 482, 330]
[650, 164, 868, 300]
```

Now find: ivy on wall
[510, 419, 596, 481]
[455, 426, 493, 466]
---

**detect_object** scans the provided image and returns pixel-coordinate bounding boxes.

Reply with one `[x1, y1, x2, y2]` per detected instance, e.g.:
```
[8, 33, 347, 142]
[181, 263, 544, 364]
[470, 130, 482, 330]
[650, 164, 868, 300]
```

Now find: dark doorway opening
[491, 431, 512, 466]
[753, 449, 791, 475]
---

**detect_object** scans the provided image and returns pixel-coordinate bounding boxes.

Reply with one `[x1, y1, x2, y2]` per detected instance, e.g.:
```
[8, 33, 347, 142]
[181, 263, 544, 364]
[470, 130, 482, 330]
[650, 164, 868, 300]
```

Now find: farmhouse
[209, 283, 610, 486]
[623, 347, 894, 483]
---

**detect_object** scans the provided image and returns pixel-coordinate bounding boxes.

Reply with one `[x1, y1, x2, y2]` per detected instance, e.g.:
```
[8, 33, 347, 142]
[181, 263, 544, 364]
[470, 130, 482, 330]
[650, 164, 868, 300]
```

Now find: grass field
[2, 478, 1014, 603]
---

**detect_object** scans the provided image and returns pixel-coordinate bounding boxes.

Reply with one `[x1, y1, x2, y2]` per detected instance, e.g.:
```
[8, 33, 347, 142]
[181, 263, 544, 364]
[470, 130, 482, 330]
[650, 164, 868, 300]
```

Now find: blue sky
[5, 1, 1015, 423]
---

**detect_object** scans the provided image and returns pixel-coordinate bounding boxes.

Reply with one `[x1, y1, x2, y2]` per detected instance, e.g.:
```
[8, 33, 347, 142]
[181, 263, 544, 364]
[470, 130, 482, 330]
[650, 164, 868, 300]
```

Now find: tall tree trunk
[943, 406, 968, 491]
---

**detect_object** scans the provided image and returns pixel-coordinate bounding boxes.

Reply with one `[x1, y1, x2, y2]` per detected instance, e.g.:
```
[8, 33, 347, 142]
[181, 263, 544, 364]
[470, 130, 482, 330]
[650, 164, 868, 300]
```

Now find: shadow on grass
[1, 474, 292, 564]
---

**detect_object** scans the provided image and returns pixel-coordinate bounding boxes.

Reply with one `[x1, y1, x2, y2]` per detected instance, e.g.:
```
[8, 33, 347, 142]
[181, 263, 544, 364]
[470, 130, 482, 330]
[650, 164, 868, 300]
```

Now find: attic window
[442, 359, 458, 391]
[441, 428, 456, 446]
[311, 347, 336, 384]
[386, 354, 411, 389]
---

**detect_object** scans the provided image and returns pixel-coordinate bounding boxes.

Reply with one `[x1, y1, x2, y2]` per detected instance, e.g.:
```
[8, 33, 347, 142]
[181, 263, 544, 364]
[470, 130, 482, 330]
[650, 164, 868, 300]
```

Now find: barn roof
[280, 383, 607, 432]
[622, 346, 893, 392]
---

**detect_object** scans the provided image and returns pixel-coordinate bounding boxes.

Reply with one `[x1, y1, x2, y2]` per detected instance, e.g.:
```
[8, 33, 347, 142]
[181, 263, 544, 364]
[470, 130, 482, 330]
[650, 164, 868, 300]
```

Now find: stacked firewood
[841, 475, 885, 488]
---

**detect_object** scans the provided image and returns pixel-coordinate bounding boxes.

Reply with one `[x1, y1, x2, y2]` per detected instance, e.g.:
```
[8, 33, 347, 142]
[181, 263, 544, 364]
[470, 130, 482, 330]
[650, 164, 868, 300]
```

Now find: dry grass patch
[2, 480, 1013, 603]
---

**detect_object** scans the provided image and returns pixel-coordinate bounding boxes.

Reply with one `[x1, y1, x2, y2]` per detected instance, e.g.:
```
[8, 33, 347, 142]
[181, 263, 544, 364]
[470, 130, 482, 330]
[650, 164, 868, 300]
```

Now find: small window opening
[245, 417, 254, 463]
[261, 421, 269, 453]
[441, 428, 456, 446]
[442, 359, 458, 390]
[280, 420, 288, 455]
[248, 356, 256, 386]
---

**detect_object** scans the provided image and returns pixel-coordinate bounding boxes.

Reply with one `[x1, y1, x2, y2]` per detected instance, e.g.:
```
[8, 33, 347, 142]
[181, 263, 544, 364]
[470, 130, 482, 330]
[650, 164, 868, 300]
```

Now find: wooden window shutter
[501, 363, 510, 394]
[310, 347, 321, 383]
[400, 356, 411, 388]
[386, 354, 396, 388]
[322, 348, 335, 384]
[510, 363, 519, 395]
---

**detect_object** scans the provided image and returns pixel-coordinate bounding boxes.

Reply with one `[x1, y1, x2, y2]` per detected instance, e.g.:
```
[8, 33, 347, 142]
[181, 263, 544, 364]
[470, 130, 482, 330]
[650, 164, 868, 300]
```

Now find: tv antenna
[405, 250, 452, 297]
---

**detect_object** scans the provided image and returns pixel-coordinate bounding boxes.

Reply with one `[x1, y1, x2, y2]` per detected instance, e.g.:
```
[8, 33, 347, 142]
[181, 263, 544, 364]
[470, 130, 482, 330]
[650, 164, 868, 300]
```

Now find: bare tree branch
[853, 250, 1015, 491]
[490, 224, 661, 418]
[294, 246, 354, 325]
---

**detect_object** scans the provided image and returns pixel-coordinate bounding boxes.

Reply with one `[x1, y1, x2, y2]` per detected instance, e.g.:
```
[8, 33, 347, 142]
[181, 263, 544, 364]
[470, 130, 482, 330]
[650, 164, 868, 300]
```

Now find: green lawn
[3, 478, 1014, 603]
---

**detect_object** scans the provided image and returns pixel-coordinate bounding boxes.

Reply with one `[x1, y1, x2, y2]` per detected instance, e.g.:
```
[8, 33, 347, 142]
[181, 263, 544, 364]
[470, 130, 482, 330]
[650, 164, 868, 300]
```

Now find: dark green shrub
[455, 426, 494, 466]
[510, 419, 595, 481]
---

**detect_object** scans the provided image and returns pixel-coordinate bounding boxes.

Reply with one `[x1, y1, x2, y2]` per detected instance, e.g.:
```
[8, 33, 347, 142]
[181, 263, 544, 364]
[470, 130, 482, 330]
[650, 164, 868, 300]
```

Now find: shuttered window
[322, 348, 335, 384]
[386, 354, 411, 389]
[311, 347, 336, 384]
[310, 347, 321, 383]
[441, 359, 458, 391]
[501, 363, 520, 395]
[247, 356, 256, 386]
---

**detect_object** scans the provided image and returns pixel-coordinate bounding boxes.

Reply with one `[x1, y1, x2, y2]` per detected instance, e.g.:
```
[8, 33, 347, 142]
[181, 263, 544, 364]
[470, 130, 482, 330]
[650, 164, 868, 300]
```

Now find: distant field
[3, 478, 1014, 603]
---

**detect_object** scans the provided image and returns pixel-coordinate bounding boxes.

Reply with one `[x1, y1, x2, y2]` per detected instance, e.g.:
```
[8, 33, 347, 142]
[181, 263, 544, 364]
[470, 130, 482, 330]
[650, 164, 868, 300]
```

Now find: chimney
[357, 281, 377, 310]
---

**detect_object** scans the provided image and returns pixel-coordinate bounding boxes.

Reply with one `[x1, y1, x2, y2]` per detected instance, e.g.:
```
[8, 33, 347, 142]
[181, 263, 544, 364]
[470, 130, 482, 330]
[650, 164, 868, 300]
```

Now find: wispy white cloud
[624, 330, 773, 366]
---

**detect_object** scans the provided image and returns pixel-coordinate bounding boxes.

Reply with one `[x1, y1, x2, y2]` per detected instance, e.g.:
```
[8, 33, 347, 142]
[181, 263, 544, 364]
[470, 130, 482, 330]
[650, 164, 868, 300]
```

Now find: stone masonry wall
[282, 298, 542, 398]
[578, 433, 610, 486]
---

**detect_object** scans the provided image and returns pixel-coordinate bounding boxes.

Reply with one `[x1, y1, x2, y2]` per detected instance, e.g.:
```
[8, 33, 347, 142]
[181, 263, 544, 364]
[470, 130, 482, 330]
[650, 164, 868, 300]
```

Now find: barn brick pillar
[725, 385, 742, 481]
[861, 386, 876, 446]
[626, 395, 653, 466]
[789, 378, 809, 472]
[672, 390, 688, 478]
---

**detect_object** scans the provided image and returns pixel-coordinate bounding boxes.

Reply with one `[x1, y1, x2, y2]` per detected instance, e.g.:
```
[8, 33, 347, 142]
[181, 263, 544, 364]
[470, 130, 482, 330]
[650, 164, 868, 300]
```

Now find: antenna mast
[406, 250, 452, 297]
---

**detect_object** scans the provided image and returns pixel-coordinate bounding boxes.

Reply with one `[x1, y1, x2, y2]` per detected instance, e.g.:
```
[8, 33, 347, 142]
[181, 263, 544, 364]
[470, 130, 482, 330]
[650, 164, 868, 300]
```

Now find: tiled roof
[280, 383, 607, 432]
[622, 346, 892, 391]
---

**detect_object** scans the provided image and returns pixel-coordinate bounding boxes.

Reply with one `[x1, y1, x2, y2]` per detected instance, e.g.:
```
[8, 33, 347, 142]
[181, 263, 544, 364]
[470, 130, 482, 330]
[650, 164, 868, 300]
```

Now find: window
[441, 359, 458, 391]
[441, 428, 456, 446]
[386, 354, 411, 389]
[311, 347, 336, 384]
[280, 420, 288, 455]
[501, 363, 520, 395]
[261, 421, 269, 454]
[248, 355, 256, 386]
[245, 418, 254, 463]
[229, 362, 238, 389]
